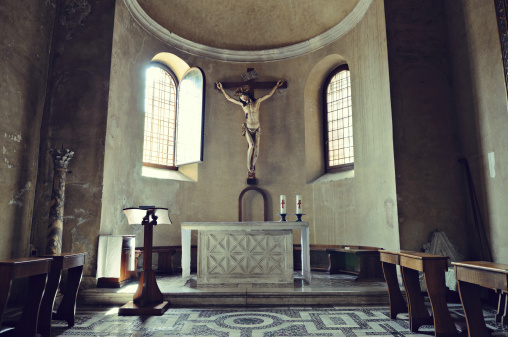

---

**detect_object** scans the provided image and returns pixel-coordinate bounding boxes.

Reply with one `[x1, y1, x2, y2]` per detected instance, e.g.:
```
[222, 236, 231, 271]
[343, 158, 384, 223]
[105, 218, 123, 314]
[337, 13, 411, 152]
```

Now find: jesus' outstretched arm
[216, 82, 244, 106]
[256, 80, 284, 103]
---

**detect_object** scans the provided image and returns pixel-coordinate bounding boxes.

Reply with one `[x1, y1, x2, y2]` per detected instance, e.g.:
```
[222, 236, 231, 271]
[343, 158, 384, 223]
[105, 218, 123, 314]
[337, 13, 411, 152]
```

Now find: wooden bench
[293, 244, 339, 271]
[326, 245, 384, 281]
[38, 253, 87, 337]
[137, 245, 198, 274]
[293, 244, 383, 279]
[453, 261, 508, 337]
[379, 250, 408, 319]
[497, 292, 508, 325]
[0, 257, 52, 336]
[380, 250, 462, 336]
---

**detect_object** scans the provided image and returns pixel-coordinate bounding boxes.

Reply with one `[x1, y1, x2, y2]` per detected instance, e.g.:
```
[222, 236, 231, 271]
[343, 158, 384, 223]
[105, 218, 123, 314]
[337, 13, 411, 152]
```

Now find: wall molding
[123, 0, 373, 62]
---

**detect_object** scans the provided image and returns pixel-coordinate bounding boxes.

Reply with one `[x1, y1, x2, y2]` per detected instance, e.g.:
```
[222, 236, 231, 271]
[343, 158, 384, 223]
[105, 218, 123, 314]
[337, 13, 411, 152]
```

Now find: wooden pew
[379, 250, 408, 319]
[326, 245, 384, 281]
[38, 253, 87, 337]
[293, 244, 345, 272]
[0, 257, 52, 336]
[453, 261, 508, 337]
[136, 245, 197, 274]
[380, 250, 462, 336]
[496, 291, 508, 325]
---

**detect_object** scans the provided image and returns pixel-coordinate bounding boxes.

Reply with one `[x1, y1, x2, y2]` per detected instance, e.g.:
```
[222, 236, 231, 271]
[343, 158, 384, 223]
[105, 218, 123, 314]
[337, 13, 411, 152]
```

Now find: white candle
[280, 195, 286, 214]
[296, 195, 302, 214]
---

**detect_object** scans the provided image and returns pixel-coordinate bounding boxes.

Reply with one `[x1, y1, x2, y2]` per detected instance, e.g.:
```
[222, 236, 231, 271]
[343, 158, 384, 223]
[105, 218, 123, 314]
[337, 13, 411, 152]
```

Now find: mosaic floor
[50, 304, 508, 337]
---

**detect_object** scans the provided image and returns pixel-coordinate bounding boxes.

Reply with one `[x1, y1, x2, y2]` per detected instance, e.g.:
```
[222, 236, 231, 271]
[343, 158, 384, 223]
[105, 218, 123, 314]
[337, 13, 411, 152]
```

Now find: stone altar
[181, 222, 311, 284]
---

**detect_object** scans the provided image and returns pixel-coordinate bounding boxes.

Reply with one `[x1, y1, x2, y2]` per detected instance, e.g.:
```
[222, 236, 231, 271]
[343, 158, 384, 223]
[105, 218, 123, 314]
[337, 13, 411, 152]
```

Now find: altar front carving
[200, 230, 293, 284]
[181, 222, 311, 285]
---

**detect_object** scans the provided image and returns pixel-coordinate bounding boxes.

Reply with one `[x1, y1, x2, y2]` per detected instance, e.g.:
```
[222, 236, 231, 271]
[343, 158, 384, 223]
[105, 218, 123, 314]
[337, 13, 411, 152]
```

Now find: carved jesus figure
[216, 80, 284, 176]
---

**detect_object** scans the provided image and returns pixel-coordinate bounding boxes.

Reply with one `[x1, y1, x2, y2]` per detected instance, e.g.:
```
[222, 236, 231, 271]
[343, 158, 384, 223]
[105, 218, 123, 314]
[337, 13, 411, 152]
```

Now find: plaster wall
[137, 0, 359, 51]
[101, 0, 399, 256]
[447, 0, 508, 263]
[0, 0, 56, 259]
[384, 0, 471, 256]
[30, 0, 116, 282]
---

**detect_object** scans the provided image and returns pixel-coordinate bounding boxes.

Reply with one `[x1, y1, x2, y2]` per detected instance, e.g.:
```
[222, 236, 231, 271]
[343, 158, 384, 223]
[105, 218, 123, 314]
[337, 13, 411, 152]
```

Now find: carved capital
[50, 148, 74, 170]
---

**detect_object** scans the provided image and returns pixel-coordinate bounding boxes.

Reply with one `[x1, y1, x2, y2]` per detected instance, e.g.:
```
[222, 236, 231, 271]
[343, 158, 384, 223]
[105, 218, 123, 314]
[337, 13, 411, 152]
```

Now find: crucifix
[216, 68, 287, 185]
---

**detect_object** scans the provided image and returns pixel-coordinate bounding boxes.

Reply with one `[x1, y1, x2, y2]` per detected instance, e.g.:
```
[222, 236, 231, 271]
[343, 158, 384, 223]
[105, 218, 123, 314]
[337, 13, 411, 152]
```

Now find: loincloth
[242, 123, 261, 136]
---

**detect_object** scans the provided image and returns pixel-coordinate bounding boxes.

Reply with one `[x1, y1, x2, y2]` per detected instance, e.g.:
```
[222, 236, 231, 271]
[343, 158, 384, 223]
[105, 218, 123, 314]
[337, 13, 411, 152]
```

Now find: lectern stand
[118, 207, 171, 316]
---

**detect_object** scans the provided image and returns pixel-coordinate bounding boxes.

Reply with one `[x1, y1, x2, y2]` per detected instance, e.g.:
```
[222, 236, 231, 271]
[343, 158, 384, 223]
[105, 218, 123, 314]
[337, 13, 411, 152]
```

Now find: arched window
[142, 58, 205, 175]
[143, 63, 178, 169]
[324, 64, 354, 172]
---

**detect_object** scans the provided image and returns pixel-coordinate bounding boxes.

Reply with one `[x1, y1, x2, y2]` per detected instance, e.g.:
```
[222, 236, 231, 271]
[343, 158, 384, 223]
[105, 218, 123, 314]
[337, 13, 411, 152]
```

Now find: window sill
[308, 170, 354, 185]
[141, 166, 196, 182]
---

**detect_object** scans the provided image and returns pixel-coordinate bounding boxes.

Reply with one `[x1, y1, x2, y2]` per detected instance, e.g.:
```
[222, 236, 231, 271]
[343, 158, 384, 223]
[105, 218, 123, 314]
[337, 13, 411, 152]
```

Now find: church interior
[1, 0, 508, 336]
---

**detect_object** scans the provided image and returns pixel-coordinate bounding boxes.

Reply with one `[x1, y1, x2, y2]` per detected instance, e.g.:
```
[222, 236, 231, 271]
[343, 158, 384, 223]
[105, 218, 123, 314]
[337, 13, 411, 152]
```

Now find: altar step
[80, 272, 392, 307]
[81, 288, 390, 307]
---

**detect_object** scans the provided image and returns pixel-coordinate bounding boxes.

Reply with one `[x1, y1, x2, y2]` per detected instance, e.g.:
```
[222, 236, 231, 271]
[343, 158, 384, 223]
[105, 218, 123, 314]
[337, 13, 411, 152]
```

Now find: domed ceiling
[125, 0, 372, 61]
[136, 0, 359, 50]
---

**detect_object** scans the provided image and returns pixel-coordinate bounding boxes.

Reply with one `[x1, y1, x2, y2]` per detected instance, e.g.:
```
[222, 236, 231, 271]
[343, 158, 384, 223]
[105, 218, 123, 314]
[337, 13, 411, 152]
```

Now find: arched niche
[151, 52, 190, 81]
[238, 187, 268, 222]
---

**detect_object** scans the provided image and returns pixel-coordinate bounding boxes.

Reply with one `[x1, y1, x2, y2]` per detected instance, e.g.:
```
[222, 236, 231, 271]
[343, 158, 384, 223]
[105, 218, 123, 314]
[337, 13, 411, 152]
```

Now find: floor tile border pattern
[50, 304, 508, 337]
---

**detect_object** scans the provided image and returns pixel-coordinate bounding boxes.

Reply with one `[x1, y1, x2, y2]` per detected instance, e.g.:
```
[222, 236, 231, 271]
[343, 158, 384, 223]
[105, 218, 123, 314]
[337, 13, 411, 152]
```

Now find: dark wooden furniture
[496, 291, 508, 325]
[380, 250, 461, 336]
[131, 250, 142, 278]
[0, 257, 52, 336]
[119, 208, 170, 316]
[379, 250, 408, 319]
[37, 253, 86, 337]
[326, 245, 384, 281]
[136, 245, 198, 274]
[293, 244, 336, 271]
[453, 261, 508, 337]
[154, 246, 177, 274]
[97, 235, 135, 288]
[97, 248, 132, 287]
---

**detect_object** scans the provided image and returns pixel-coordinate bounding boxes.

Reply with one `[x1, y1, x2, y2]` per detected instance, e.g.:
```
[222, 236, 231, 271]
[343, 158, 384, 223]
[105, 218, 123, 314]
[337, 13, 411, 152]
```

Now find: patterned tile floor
[51, 304, 508, 337]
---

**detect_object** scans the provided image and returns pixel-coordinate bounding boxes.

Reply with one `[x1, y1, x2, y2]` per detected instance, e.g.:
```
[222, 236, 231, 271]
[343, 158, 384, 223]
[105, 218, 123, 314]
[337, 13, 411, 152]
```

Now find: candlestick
[277, 213, 287, 222]
[280, 195, 286, 214]
[294, 213, 306, 222]
[296, 195, 302, 214]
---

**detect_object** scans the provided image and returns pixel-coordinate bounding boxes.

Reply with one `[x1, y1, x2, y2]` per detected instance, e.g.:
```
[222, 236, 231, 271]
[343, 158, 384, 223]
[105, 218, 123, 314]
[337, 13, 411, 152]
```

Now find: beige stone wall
[29, 0, 116, 282]
[447, 0, 508, 263]
[0, 0, 56, 259]
[384, 0, 472, 256]
[101, 0, 399, 253]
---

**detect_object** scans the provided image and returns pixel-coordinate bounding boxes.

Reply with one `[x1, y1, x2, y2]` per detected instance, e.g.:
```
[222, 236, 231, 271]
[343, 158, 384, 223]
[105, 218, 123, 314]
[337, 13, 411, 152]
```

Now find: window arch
[142, 56, 205, 175]
[323, 64, 354, 172]
[143, 63, 178, 169]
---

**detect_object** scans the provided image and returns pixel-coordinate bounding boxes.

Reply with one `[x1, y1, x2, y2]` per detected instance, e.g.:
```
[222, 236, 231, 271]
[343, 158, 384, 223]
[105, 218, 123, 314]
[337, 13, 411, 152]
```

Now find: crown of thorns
[234, 85, 252, 96]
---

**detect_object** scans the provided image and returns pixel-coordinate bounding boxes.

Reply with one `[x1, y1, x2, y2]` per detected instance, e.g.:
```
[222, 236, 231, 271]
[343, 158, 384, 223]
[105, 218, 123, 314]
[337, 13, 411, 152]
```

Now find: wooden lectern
[118, 207, 171, 316]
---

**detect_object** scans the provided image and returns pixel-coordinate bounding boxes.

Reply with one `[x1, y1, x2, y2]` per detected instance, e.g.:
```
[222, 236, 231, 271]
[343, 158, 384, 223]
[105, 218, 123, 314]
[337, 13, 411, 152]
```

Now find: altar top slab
[181, 221, 309, 231]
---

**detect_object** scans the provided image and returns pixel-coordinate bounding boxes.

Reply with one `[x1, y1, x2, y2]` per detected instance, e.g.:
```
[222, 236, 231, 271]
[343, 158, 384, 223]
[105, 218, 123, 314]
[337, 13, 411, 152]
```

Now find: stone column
[45, 148, 74, 255]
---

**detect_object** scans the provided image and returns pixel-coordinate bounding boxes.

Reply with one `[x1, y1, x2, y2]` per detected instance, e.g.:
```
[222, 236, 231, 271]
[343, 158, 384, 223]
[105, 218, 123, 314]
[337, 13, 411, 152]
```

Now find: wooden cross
[218, 68, 288, 96]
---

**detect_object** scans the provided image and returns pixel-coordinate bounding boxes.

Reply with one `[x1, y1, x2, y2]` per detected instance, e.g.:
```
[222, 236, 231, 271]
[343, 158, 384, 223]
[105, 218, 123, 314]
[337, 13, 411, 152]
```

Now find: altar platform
[80, 271, 391, 307]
